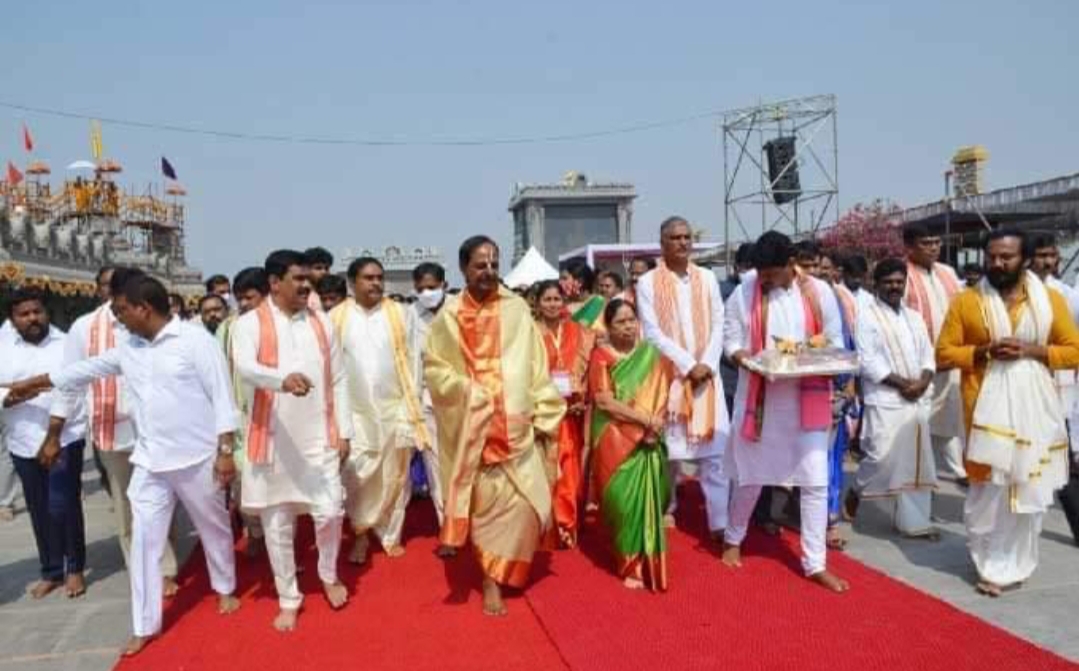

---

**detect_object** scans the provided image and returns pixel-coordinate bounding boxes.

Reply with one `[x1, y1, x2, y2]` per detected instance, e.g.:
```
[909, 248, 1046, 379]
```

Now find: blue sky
[1, 0, 1075, 281]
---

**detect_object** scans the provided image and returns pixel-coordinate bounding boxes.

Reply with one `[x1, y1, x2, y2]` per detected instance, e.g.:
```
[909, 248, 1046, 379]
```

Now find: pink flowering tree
[820, 200, 904, 262]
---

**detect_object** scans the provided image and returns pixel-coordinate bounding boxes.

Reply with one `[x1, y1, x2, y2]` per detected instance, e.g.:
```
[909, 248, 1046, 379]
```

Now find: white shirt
[856, 298, 935, 409]
[59, 303, 136, 451]
[53, 316, 239, 472]
[0, 319, 13, 344]
[409, 302, 439, 410]
[0, 327, 87, 457]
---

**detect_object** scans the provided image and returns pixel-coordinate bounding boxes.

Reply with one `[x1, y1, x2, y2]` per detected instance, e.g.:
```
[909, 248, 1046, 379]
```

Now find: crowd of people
[1, 217, 1078, 656]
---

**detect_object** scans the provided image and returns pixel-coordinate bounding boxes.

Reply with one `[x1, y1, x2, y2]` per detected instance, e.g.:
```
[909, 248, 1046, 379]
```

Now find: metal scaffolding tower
[721, 94, 839, 268]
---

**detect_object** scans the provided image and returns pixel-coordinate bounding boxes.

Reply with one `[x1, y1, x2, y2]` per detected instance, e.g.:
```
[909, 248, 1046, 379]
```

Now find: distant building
[339, 245, 443, 296]
[509, 171, 636, 267]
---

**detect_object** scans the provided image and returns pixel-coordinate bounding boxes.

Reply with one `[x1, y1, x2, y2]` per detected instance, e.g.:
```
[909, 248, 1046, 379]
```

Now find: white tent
[503, 246, 559, 288]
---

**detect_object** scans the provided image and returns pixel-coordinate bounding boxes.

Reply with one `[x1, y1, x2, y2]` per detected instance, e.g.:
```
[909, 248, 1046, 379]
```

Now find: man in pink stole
[722, 231, 850, 592]
[902, 222, 966, 482]
[233, 250, 353, 632]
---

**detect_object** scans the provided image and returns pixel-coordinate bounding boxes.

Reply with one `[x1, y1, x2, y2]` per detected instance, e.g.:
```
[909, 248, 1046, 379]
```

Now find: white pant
[932, 435, 967, 481]
[965, 483, 1042, 586]
[260, 502, 342, 610]
[98, 448, 179, 577]
[128, 457, 235, 637]
[0, 435, 18, 509]
[667, 455, 730, 532]
[726, 484, 828, 576]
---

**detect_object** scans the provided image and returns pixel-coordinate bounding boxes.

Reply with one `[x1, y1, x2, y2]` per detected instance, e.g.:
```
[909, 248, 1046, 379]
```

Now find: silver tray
[742, 347, 860, 381]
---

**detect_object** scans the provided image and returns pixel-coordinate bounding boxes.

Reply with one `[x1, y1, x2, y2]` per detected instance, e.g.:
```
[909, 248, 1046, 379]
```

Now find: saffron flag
[22, 124, 33, 153]
[90, 120, 103, 160]
[161, 157, 177, 180]
[6, 161, 23, 186]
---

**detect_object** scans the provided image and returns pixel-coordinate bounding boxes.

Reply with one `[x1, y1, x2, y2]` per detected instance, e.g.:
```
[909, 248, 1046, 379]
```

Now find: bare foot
[902, 528, 942, 542]
[663, 513, 676, 529]
[481, 578, 508, 617]
[217, 594, 241, 615]
[558, 527, 576, 549]
[721, 543, 742, 568]
[65, 572, 86, 598]
[809, 570, 850, 593]
[323, 581, 348, 609]
[273, 608, 299, 632]
[435, 544, 458, 559]
[122, 635, 153, 657]
[245, 535, 265, 559]
[826, 527, 848, 552]
[383, 544, 406, 558]
[28, 579, 62, 599]
[163, 576, 179, 598]
[975, 580, 1002, 598]
[348, 534, 370, 565]
[622, 576, 644, 590]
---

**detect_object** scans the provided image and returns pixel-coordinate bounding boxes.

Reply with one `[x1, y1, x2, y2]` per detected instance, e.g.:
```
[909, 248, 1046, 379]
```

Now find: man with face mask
[408, 262, 448, 550]
[844, 258, 938, 538]
[938, 228, 1079, 597]
[330, 257, 429, 565]
[0, 288, 88, 599]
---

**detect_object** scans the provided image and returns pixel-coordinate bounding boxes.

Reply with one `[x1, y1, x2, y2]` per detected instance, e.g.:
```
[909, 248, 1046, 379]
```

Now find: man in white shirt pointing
[9, 275, 241, 657]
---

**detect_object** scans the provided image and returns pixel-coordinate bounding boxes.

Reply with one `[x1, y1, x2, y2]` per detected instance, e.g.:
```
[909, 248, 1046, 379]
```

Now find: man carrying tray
[721, 231, 851, 592]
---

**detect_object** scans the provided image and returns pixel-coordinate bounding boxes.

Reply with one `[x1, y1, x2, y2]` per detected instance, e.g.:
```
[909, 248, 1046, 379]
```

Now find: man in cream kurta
[847, 259, 938, 537]
[333, 256, 429, 563]
[636, 218, 729, 538]
[233, 250, 353, 631]
[902, 223, 966, 481]
[722, 231, 849, 592]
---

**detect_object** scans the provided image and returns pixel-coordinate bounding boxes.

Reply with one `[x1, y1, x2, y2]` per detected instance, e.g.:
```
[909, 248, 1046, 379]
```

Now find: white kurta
[1047, 277, 1079, 417]
[854, 299, 938, 532]
[233, 302, 353, 512]
[723, 274, 844, 487]
[340, 301, 418, 543]
[636, 265, 729, 461]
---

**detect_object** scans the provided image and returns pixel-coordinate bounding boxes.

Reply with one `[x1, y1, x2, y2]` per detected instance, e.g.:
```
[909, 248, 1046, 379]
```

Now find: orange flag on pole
[22, 124, 33, 153]
[6, 161, 23, 185]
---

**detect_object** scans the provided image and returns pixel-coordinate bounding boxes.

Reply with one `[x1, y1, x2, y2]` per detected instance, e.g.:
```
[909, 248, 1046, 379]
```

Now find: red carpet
[116, 485, 1077, 671]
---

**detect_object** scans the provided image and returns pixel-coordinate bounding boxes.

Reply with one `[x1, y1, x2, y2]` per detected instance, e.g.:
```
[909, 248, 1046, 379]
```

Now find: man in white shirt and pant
[0, 288, 88, 598]
[636, 217, 730, 541]
[61, 266, 180, 594]
[12, 275, 241, 656]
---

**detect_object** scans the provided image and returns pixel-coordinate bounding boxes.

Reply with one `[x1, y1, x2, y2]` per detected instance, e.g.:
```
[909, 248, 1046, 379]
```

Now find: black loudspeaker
[764, 136, 801, 204]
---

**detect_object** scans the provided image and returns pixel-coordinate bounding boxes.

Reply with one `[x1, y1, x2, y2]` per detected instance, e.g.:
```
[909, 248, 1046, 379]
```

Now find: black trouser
[11, 440, 87, 581]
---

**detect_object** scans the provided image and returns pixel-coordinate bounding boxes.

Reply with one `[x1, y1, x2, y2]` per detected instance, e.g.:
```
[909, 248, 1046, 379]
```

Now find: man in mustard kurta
[937, 229, 1079, 597]
[424, 235, 565, 616]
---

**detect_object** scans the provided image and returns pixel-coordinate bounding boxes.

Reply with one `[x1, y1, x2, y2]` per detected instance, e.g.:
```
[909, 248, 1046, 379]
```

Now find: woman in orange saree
[535, 280, 595, 548]
[588, 298, 672, 590]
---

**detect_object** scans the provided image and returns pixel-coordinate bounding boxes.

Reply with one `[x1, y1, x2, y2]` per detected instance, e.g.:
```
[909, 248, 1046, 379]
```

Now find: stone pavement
[0, 467, 1076, 670]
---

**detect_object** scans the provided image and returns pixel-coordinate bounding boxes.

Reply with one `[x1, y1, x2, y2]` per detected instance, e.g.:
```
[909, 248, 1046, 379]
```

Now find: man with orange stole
[937, 229, 1079, 597]
[424, 235, 565, 616]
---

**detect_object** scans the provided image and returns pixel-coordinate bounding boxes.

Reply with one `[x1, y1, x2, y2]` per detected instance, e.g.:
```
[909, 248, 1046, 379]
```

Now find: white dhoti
[128, 457, 235, 637]
[855, 403, 937, 535]
[345, 439, 412, 547]
[727, 483, 828, 575]
[421, 409, 444, 525]
[965, 483, 1042, 586]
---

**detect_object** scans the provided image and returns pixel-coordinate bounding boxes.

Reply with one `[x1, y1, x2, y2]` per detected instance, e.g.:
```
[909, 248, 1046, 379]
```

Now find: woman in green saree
[588, 298, 672, 591]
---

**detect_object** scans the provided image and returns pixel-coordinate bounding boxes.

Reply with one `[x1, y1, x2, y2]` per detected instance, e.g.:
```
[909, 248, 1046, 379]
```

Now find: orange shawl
[652, 261, 715, 443]
[246, 301, 339, 464]
[88, 305, 118, 451]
